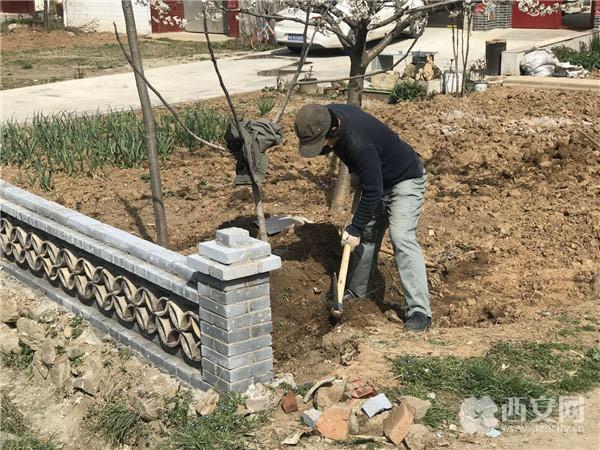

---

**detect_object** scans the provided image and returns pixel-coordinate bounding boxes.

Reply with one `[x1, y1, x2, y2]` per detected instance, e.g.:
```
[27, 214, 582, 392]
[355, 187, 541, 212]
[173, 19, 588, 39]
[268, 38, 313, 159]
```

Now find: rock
[302, 376, 336, 403]
[349, 409, 360, 435]
[383, 403, 414, 445]
[404, 423, 433, 450]
[78, 328, 101, 346]
[130, 394, 158, 422]
[359, 410, 390, 436]
[73, 378, 96, 396]
[371, 71, 400, 90]
[281, 392, 298, 414]
[400, 396, 431, 420]
[302, 408, 322, 428]
[352, 385, 376, 399]
[195, 389, 219, 416]
[16, 318, 45, 350]
[448, 423, 457, 432]
[67, 346, 85, 360]
[235, 405, 251, 416]
[32, 352, 48, 380]
[7, 23, 17, 32]
[269, 372, 297, 390]
[39, 342, 56, 366]
[0, 297, 20, 323]
[246, 396, 270, 413]
[0, 324, 20, 354]
[362, 393, 392, 418]
[316, 403, 352, 441]
[49, 361, 71, 389]
[315, 381, 345, 410]
[63, 326, 73, 339]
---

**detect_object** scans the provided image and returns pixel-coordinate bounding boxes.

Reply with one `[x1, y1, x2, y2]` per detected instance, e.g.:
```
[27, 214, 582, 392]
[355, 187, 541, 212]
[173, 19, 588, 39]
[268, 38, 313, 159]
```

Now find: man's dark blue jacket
[328, 104, 424, 237]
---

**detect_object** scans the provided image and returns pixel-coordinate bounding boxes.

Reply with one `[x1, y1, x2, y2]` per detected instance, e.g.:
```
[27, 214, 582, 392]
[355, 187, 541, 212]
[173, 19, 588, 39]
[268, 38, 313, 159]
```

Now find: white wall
[63, 0, 151, 34]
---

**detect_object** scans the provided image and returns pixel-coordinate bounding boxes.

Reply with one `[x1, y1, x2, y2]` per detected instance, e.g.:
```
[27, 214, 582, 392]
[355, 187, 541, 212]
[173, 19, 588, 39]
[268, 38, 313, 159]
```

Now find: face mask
[319, 146, 332, 156]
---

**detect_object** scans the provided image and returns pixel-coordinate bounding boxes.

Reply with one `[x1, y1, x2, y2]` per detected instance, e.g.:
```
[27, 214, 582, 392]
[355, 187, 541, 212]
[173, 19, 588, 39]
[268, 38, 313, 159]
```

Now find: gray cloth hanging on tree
[224, 119, 283, 186]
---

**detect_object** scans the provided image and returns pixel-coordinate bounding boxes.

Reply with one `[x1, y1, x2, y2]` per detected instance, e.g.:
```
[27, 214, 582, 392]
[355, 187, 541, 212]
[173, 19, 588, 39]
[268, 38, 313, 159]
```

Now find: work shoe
[404, 312, 432, 332]
[342, 290, 358, 302]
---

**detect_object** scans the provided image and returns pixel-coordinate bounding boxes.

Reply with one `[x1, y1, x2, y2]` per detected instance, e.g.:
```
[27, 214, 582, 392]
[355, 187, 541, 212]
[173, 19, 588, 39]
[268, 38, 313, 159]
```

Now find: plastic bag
[520, 49, 560, 77]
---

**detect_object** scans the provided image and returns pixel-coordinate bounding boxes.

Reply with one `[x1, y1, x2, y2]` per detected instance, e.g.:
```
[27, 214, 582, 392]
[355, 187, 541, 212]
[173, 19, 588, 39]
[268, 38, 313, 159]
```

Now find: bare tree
[121, 0, 169, 247]
[229, 0, 466, 214]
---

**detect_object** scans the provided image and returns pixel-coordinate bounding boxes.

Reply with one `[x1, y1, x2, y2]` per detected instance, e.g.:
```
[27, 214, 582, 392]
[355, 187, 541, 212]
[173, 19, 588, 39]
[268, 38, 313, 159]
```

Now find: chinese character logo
[459, 396, 499, 434]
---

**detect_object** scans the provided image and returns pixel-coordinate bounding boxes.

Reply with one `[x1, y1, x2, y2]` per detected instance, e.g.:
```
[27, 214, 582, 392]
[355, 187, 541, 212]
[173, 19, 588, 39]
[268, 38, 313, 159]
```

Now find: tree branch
[369, 0, 469, 30]
[201, 8, 268, 242]
[274, 4, 314, 123]
[296, 35, 420, 86]
[113, 22, 226, 152]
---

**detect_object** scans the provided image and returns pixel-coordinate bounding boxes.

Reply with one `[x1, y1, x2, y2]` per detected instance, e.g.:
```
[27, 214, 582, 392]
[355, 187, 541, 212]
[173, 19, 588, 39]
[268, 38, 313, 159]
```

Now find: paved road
[0, 28, 587, 123]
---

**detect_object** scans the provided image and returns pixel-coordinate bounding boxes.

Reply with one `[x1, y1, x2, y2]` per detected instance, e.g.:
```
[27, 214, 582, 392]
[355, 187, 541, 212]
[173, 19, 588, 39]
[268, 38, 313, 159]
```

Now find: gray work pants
[347, 174, 431, 318]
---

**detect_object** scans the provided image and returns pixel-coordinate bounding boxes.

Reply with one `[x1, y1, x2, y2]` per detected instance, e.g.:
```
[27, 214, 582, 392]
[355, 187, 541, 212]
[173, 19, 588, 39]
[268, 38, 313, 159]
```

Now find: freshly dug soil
[2, 87, 599, 365]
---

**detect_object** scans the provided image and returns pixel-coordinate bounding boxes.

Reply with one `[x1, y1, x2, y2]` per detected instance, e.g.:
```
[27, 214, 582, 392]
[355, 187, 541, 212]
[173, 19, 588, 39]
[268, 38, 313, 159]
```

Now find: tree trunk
[43, 0, 49, 29]
[329, 47, 367, 215]
[121, 0, 169, 247]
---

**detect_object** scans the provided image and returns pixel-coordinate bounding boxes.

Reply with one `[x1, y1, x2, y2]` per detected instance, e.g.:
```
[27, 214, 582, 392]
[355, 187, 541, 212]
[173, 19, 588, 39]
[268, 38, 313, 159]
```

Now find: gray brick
[202, 370, 253, 393]
[199, 296, 251, 317]
[202, 273, 269, 292]
[198, 295, 270, 318]
[201, 322, 273, 343]
[172, 261, 195, 282]
[202, 358, 273, 382]
[215, 227, 250, 247]
[253, 371, 273, 384]
[201, 333, 272, 357]
[202, 308, 271, 331]
[257, 255, 281, 272]
[187, 254, 210, 274]
[201, 345, 272, 370]
[198, 238, 271, 265]
[200, 283, 270, 305]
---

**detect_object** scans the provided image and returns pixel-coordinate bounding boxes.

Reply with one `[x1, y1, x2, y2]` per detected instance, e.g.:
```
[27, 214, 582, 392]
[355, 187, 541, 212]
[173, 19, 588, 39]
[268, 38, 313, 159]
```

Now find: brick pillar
[187, 228, 281, 393]
[594, 0, 600, 29]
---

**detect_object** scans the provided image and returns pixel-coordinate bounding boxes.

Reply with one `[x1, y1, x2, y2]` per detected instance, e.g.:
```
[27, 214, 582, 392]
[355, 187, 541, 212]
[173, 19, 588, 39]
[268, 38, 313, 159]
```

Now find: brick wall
[0, 180, 280, 393]
[595, 0, 600, 28]
[473, 1, 513, 31]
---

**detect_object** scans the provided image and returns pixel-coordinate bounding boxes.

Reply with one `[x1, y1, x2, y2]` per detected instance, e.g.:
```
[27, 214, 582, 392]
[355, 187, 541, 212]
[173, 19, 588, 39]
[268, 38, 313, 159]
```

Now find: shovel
[330, 189, 361, 319]
[331, 242, 352, 319]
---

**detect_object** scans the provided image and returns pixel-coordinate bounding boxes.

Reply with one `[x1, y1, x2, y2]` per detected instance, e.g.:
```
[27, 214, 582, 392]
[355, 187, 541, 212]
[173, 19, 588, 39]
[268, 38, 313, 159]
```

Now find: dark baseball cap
[294, 104, 331, 158]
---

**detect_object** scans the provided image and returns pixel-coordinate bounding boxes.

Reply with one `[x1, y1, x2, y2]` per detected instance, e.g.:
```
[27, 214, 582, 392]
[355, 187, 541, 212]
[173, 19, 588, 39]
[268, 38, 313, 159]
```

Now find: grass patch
[1, 106, 229, 190]
[0, 37, 274, 89]
[85, 402, 142, 446]
[389, 80, 428, 104]
[552, 32, 600, 70]
[255, 96, 276, 116]
[2, 344, 34, 370]
[391, 342, 600, 427]
[161, 393, 265, 450]
[0, 393, 58, 449]
[69, 315, 86, 339]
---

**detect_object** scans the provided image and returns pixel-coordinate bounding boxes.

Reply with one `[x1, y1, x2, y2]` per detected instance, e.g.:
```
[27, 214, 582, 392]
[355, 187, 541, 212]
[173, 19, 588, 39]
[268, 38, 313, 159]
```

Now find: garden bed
[1, 87, 599, 370]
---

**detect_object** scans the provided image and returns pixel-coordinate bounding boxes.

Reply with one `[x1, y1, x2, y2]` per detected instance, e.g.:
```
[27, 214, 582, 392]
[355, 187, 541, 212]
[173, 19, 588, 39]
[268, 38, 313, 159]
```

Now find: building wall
[595, 0, 600, 28]
[473, 1, 512, 31]
[0, 0, 34, 13]
[63, 0, 151, 34]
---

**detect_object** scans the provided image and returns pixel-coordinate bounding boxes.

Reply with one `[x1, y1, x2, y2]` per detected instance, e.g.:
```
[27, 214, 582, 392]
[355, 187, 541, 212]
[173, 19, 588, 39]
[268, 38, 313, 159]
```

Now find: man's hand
[341, 229, 360, 250]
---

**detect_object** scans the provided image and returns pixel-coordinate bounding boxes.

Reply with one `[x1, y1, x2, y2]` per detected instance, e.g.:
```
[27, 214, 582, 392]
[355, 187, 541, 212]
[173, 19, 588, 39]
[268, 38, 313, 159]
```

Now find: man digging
[295, 104, 431, 331]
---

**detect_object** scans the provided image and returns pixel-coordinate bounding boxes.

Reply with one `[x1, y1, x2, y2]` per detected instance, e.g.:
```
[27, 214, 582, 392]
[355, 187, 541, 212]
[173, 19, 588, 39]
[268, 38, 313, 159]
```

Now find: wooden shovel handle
[337, 243, 352, 302]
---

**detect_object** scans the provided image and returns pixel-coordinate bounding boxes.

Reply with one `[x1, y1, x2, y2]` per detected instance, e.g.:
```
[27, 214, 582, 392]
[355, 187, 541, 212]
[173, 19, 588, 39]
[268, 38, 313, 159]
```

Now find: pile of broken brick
[278, 375, 433, 448]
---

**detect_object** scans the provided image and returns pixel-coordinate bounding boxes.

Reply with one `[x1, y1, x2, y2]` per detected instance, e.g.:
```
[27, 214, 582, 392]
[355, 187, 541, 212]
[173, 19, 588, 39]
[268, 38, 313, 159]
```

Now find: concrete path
[0, 28, 589, 123]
